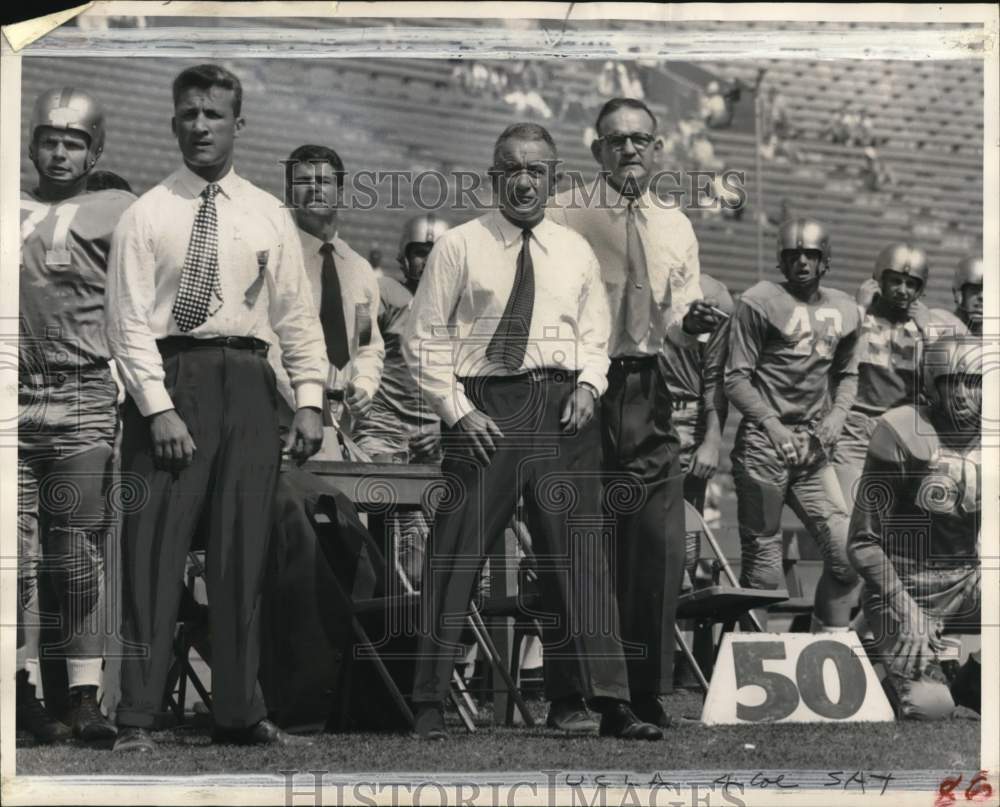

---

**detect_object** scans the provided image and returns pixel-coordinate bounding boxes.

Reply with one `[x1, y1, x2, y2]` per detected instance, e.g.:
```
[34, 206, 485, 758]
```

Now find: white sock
[66, 657, 103, 690]
[25, 658, 41, 689]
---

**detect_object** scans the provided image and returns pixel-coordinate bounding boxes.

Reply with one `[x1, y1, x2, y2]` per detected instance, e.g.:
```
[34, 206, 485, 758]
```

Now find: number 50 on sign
[702, 632, 894, 725]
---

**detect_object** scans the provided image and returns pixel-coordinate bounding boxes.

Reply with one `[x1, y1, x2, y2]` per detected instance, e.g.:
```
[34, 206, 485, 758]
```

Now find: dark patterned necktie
[486, 229, 535, 371]
[625, 199, 652, 344]
[172, 183, 223, 332]
[319, 242, 350, 369]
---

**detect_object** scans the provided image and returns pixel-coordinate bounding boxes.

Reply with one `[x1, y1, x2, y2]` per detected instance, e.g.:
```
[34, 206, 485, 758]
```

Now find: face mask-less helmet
[397, 214, 451, 266]
[922, 334, 983, 411]
[873, 243, 929, 291]
[777, 218, 831, 270]
[29, 87, 106, 169]
[952, 256, 983, 306]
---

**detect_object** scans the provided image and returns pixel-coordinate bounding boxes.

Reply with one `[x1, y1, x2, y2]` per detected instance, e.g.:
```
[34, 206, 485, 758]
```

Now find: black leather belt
[459, 368, 577, 387]
[157, 335, 269, 355]
[610, 355, 658, 373]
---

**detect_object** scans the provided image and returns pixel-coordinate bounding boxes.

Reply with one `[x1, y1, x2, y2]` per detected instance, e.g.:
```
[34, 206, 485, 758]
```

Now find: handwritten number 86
[937, 771, 992, 805]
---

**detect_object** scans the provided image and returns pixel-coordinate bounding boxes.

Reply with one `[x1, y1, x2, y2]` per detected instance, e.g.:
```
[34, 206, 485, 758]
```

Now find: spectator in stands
[825, 101, 859, 145]
[550, 98, 721, 729]
[86, 169, 133, 193]
[405, 122, 661, 742]
[107, 63, 324, 753]
[856, 108, 877, 147]
[503, 60, 553, 119]
[861, 146, 896, 192]
[700, 78, 746, 130]
[272, 144, 385, 446]
[759, 87, 801, 162]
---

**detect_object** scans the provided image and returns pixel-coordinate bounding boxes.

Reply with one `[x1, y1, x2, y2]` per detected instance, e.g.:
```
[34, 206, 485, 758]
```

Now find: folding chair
[161, 552, 213, 725]
[319, 511, 535, 733]
[673, 502, 789, 691]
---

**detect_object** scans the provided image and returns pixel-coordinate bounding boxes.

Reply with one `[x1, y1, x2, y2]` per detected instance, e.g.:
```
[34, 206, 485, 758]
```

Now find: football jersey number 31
[21, 200, 79, 267]
[785, 305, 842, 357]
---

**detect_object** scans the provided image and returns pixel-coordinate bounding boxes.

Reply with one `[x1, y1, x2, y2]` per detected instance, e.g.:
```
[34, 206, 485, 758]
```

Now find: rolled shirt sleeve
[265, 209, 328, 411]
[349, 268, 386, 399]
[663, 219, 703, 351]
[106, 204, 175, 417]
[576, 249, 612, 396]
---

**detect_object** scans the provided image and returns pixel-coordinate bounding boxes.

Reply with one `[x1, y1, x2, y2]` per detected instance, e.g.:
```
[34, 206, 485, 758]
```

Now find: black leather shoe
[16, 671, 72, 745]
[631, 695, 674, 729]
[412, 703, 447, 740]
[68, 686, 117, 743]
[546, 696, 599, 733]
[213, 718, 313, 747]
[597, 702, 662, 741]
[113, 727, 156, 754]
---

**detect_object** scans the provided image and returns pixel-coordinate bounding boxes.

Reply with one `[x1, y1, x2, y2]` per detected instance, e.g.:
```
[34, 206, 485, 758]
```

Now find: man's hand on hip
[285, 407, 324, 464]
[453, 409, 504, 466]
[149, 409, 197, 473]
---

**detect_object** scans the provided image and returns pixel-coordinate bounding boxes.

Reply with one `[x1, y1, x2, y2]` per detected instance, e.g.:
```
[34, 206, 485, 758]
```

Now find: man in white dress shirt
[106, 64, 325, 753]
[550, 98, 721, 728]
[404, 122, 661, 742]
[271, 144, 384, 435]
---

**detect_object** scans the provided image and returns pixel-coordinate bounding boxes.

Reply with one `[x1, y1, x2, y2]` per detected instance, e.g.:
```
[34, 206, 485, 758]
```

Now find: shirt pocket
[235, 220, 276, 309]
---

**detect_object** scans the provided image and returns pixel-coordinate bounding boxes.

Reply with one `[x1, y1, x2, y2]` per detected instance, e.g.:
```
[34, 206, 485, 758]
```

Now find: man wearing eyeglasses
[550, 97, 720, 729]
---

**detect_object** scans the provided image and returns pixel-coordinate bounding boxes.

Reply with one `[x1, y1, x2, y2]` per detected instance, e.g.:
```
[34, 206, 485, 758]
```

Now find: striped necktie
[172, 183, 223, 332]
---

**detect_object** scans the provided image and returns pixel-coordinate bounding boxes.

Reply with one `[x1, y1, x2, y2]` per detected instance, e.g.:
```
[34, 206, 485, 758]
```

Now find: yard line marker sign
[702, 631, 894, 724]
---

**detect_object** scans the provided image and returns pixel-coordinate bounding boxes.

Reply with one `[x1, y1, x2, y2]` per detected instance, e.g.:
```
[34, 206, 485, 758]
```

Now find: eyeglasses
[596, 132, 657, 151]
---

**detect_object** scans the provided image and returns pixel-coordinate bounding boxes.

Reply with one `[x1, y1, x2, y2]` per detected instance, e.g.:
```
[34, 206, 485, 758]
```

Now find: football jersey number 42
[784, 305, 843, 357]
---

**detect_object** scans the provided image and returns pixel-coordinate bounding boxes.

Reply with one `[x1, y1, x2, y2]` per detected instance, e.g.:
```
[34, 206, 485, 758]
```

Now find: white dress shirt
[549, 177, 702, 357]
[265, 229, 385, 410]
[106, 165, 327, 416]
[403, 210, 611, 427]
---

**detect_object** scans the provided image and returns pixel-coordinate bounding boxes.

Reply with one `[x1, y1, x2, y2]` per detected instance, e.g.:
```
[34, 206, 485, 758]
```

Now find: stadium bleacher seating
[21, 22, 982, 310]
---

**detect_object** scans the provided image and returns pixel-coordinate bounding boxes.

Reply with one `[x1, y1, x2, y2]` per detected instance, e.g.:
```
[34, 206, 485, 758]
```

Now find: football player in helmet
[833, 244, 930, 514]
[848, 334, 981, 719]
[18, 88, 135, 745]
[725, 219, 861, 631]
[952, 256, 983, 337]
[352, 214, 450, 586]
[928, 256, 983, 340]
[660, 273, 735, 515]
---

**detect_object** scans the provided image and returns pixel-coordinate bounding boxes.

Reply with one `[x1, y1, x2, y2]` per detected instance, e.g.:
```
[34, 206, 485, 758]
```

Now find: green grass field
[16, 691, 980, 778]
